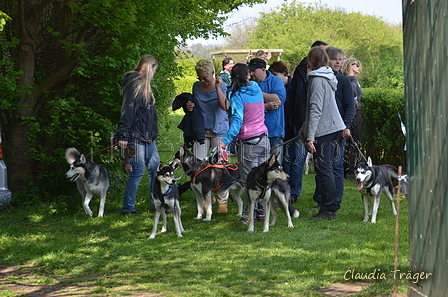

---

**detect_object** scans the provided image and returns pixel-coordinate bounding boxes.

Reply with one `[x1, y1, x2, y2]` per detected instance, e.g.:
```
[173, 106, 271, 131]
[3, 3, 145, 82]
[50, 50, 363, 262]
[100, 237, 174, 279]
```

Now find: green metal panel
[404, 0, 448, 296]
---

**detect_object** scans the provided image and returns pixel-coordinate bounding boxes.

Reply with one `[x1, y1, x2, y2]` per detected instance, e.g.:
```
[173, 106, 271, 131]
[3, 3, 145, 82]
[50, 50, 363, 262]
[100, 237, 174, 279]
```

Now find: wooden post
[393, 166, 403, 296]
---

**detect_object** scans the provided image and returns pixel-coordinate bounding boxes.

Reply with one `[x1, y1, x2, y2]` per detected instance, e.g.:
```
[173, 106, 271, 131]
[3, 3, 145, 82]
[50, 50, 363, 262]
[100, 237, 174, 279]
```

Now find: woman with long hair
[115, 54, 160, 215]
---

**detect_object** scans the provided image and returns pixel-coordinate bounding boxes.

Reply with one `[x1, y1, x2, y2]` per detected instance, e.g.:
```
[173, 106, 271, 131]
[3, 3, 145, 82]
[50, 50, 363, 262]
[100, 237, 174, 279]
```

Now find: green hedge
[360, 88, 406, 169]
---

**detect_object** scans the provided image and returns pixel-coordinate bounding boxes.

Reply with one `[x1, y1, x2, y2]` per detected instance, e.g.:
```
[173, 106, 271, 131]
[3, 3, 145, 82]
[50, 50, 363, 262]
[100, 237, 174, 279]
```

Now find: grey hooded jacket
[301, 66, 345, 141]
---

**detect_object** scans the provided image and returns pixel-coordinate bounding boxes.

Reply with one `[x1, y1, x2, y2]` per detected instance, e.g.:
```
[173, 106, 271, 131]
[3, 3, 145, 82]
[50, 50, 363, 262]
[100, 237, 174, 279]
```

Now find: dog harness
[255, 178, 269, 201]
[191, 163, 239, 193]
[156, 186, 173, 208]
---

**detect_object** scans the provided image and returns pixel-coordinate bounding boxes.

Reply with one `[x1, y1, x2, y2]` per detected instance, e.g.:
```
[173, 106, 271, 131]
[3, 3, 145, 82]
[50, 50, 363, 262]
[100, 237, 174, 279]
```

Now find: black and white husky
[355, 157, 398, 223]
[246, 153, 300, 233]
[65, 148, 110, 217]
[149, 162, 185, 239]
[172, 145, 244, 221]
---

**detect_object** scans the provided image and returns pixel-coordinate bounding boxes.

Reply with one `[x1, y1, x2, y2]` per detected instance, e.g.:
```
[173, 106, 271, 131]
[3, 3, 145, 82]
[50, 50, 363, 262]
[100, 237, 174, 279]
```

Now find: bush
[360, 88, 406, 169]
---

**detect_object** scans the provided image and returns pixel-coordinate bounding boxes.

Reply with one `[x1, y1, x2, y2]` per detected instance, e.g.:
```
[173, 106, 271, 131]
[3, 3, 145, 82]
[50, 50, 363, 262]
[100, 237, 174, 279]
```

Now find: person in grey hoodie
[300, 47, 346, 220]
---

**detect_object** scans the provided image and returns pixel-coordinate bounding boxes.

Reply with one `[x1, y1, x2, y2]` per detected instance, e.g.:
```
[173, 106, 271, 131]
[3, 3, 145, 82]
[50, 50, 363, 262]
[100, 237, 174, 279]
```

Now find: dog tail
[384, 165, 399, 178]
[288, 203, 300, 219]
[384, 165, 399, 187]
[65, 147, 81, 164]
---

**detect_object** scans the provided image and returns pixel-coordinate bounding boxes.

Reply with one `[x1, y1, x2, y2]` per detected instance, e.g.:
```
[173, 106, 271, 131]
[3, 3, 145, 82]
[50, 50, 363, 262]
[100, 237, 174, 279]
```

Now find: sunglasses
[197, 76, 209, 82]
[352, 63, 361, 67]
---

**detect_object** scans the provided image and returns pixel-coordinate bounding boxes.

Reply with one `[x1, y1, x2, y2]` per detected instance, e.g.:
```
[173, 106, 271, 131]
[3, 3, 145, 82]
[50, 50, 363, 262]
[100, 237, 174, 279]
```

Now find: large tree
[0, 0, 264, 197]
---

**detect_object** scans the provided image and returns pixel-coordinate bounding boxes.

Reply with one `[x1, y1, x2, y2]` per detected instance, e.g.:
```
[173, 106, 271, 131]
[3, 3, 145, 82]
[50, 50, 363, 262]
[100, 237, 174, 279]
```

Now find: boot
[216, 203, 228, 213]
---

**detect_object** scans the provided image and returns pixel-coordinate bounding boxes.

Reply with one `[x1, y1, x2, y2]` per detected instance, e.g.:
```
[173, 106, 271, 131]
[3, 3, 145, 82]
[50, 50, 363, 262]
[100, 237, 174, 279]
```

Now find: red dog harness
[191, 163, 238, 193]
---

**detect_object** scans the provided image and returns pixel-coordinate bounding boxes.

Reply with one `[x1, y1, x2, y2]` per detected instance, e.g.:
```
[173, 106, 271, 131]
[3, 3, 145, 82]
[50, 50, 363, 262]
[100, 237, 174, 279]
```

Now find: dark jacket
[174, 93, 205, 148]
[334, 72, 356, 129]
[286, 57, 308, 131]
[115, 71, 158, 143]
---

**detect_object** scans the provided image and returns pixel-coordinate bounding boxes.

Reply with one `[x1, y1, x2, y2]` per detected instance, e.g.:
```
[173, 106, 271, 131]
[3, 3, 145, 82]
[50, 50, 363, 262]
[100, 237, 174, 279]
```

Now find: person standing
[269, 60, 305, 203]
[248, 58, 286, 160]
[219, 63, 270, 179]
[301, 47, 346, 220]
[218, 57, 234, 87]
[286, 41, 329, 203]
[186, 59, 230, 213]
[218, 63, 270, 223]
[341, 58, 363, 178]
[115, 54, 160, 215]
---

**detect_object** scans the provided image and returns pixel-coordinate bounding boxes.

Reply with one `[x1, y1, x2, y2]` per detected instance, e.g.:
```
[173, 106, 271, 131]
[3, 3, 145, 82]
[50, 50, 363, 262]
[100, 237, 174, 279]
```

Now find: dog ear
[367, 157, 372, 167]
[267, 153, 276, 167]
[157, 162, 164, 172]
[171, 161, 180, 171]
[80, 154, 86, 163]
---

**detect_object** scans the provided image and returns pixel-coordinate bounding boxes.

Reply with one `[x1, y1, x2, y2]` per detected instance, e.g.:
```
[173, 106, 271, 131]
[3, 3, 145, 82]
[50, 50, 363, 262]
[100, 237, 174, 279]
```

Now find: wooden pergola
[210, 49, 283, 64]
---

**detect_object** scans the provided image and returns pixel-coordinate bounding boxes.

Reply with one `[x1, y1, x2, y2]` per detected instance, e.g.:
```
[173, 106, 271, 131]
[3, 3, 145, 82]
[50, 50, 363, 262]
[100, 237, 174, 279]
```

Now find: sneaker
[310, 210, 336, 220]
[121, 211, 140, 216]
[239, 216, 249, 225]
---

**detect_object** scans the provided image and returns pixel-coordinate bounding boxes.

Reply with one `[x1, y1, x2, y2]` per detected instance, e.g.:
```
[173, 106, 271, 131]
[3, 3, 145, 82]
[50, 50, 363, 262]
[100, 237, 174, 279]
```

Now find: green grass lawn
[0, 112, 410, 297]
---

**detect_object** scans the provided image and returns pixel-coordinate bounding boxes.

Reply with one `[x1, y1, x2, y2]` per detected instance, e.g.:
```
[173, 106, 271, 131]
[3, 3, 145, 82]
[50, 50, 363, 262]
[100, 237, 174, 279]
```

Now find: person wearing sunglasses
[341, 57, 363, 179]
[185, 59, 230, 213]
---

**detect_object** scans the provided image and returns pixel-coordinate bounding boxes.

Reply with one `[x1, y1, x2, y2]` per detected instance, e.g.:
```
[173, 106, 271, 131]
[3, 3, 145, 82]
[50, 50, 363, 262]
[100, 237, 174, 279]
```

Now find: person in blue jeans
[270, 60, 308, 202]
[115, 54, 160, 215]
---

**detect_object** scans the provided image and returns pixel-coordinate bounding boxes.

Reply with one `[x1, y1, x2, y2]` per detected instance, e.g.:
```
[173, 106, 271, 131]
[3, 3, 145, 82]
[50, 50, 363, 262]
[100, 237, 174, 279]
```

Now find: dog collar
[86, 170, 96, 180]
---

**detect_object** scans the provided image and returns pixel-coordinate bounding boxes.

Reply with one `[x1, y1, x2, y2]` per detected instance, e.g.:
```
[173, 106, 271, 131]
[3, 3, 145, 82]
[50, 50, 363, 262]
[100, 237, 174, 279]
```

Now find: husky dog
[65, 148, 110, 217]
[171, 145, 244, 221]
[355, 157, 398, 223]
[246, 153, 300, 233]
[149, 162, 185, 239]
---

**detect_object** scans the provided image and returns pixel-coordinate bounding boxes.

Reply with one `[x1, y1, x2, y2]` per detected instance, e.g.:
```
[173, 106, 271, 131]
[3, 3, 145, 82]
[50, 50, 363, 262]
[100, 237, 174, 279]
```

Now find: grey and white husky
[355, 157, 398, 223]
[246, 153, 300, 233]
[65, 148, 110, 217]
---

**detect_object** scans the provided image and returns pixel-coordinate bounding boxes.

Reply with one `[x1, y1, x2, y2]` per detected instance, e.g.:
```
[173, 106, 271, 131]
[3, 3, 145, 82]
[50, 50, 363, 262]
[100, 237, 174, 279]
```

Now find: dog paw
[203, 218, 211, 222]
[148, 235, 156, 240]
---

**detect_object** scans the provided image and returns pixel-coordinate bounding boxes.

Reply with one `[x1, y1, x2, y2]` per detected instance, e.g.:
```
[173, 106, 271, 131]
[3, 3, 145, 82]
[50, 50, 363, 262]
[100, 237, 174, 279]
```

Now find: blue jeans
[283, 137, 308, 200]
[122, 141, 160, 214]
[311, 132, 342, 211]
[269, 137, 284, 164]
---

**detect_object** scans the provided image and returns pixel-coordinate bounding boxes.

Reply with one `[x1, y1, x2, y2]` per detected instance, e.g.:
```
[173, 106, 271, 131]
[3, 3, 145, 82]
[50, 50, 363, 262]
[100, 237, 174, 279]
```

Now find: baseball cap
[248, 58, 266, 71]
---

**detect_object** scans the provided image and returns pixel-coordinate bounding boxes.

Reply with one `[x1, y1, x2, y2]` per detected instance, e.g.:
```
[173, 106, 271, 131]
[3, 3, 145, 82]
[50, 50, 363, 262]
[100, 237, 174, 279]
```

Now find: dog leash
[270, 134, 301, 151]
[85, 142, 137, 158]
[349, 135, 368, 162]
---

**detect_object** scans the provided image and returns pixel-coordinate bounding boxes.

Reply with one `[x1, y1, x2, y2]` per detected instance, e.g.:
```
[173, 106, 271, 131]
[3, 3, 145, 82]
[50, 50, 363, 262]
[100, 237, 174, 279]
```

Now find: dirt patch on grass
[0, 265, 160, 296]
[318, 281, 407, 297]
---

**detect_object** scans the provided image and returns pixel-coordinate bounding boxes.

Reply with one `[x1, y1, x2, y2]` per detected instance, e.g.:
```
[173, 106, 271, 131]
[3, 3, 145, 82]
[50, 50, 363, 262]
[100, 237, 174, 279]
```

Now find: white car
[0, 124, 12, 209]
